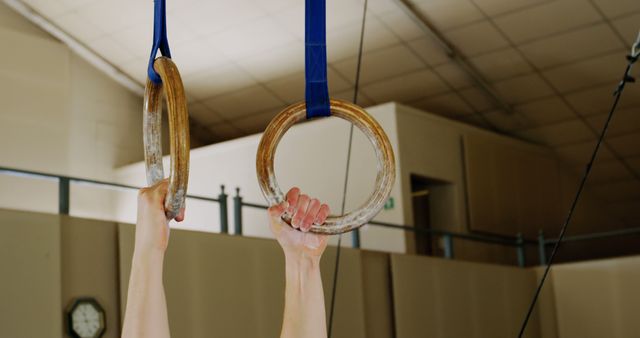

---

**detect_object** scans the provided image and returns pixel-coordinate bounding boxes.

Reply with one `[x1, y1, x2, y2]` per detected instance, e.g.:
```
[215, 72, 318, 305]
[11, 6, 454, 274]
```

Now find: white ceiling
[18, 0, 640, 225]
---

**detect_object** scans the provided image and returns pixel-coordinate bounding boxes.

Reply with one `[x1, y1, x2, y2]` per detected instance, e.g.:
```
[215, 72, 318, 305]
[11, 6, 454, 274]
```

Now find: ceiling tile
[202, 85, 284, 120]
[409, 92, 475, 117]
[231, 109, 279, 135]
[583, 160, 634, 185]
[252, 0, 298, 15]
[444, 20, 510, 56]
[362, 69, 450, 103]
[173, 1, 265, 36]
[73, 0, 150, 35]
[457, 86, 496, 111]
[554, 139, 615, 164]
[117, 58, 148, 85]
[367, 0, 400, 15]
[110, 24, 154, 59]
[518, 24, 624, 69]
[564, 81, 640, 116]
[264, 68, 352, 104]
[211, 17, 297, 60]
[235, 41, 304, 82]
[87, 35, 135, 65]
[472, 0, 549, 16]
[513, 97, 575, 127]
[469, 48, 533, 81]
[53, 11, 105, 41]
[377, 9, 425, 41]
[326, 15, 400, 62]
[326, 0, 370, 30]
[333, 44, 424, 84]
[593, 180, 640, 202]
[183, 63, 257, 101]
[23, 0, 70, 17]
[208, 123, 244, 140]
[482, 110, 531, 131]
[586, 107, 640, 137]
[611, 12, 640, 46]
[493, 73, 555, 104]
[606, 132, 640, 157]
[492, 0, 603, 43]
[331, 89, 375, 107]
[542, 51, 626, 92]
[433, 62, 475, 89]
[169, 39, 233, 78]
[271, 4, 305, 40]
[517, 120, 594, 146]
[413, 0, 485, 31]
[591, 0, 640, 19]
[406, 37, 450, 66]
[188, 102, 224, 126]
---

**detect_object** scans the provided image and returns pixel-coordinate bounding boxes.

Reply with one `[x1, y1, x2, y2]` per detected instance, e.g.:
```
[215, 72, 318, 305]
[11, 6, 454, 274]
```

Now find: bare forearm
[121, 251, 170, 338]
[280, 253, 327, 338]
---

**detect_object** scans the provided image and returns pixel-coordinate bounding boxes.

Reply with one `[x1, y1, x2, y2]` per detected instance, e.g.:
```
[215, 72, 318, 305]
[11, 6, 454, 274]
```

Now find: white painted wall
[0, 2, 143, 217]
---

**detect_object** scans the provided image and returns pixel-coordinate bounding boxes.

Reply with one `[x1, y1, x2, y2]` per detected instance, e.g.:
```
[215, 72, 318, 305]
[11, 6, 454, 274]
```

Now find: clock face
[68, 299, 105, 338]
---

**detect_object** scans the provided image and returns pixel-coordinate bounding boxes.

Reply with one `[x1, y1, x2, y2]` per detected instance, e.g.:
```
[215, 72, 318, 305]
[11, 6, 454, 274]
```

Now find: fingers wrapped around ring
[291, 194, 309, 228]
[301, 198, 321, 231]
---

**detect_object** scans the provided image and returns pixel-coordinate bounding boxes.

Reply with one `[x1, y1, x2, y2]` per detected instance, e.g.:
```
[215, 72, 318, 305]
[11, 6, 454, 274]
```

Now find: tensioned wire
[327, 0, 369, 336]
[517, 50, 638, 337]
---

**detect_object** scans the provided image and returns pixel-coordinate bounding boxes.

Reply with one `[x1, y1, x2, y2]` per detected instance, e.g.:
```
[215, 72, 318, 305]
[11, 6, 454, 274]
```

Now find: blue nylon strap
[305, 0, 331, 119]
[148, 0, 172, 84]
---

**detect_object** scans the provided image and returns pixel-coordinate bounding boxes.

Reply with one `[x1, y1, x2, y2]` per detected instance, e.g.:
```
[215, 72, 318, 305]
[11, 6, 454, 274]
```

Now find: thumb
[268, 201, 288, 219]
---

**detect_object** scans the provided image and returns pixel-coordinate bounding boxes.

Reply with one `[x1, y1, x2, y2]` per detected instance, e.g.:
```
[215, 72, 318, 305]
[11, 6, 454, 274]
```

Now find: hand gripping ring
[256, 99, 396, 235]
[143, 57, 190, 220]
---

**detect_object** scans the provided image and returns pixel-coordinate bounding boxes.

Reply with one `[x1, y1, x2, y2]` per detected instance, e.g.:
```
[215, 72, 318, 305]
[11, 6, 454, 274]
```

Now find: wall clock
[66, 297, 106, 338]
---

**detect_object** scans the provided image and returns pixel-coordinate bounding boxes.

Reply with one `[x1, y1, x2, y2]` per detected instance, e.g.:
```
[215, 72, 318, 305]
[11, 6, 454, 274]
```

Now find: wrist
[284, 250, 321, 269]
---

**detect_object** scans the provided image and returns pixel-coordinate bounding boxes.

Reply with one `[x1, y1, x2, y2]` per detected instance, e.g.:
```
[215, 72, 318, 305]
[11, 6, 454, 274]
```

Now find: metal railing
[1, 165, 639, 267]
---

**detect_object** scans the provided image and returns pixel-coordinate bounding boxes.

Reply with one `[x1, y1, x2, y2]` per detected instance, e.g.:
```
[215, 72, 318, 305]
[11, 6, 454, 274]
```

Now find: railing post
[218, 185, 228, 234]
[233, 187, 243, 236]
[58, 177, 70, 215]
[443, 234, 454, 259]
[516, 232, 526, 267]
[352, 228, 361, 249]
[538, 230, 547, 265]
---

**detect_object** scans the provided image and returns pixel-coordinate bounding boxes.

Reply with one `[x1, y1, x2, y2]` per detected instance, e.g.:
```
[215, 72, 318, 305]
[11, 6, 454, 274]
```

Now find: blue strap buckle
[147, 0, 172, 84]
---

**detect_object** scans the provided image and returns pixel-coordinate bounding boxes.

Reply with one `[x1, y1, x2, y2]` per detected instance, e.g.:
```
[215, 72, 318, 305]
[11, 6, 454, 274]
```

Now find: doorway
[411, 174, 451, 256]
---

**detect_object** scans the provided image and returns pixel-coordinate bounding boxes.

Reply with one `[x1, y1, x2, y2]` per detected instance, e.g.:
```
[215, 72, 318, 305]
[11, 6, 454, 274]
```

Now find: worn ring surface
[256, 99, 395, 234]
[143, 57, 190, 220]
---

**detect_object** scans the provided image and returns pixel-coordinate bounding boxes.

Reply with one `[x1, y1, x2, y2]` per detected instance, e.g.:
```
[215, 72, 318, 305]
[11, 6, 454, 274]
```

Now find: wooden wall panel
[463, 134, 562, 237]
[551, 256, 640, 338]
[60, 216, 121, 338]
[0, 209, 62, 338]
[118, 224, 369, 338]
[391, 254, 541, 338]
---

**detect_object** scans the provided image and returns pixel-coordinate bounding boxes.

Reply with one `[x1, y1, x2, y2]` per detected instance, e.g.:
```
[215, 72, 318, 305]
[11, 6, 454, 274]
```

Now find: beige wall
[2, 210, 640, 338]
[0, 2, 143, 215]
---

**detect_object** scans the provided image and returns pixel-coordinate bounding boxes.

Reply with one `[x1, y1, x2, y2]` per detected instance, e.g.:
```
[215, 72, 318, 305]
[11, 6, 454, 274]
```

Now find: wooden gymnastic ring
[143, 57, 190, 220]
[256, 99, 396, 235]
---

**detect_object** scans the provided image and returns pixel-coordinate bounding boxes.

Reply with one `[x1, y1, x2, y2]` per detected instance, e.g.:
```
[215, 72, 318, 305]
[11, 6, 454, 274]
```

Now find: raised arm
[121, 180, 184, 338]
[269, 187, 331, 338]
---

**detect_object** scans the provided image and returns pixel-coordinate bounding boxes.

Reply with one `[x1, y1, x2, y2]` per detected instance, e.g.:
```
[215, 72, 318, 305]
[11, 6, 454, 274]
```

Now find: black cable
[327, 0, 368, 336]
[517, 53, 637, 337]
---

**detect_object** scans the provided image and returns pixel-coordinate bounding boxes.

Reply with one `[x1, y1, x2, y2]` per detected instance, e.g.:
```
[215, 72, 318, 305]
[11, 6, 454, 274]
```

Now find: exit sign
[384, 197, 395, 210]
